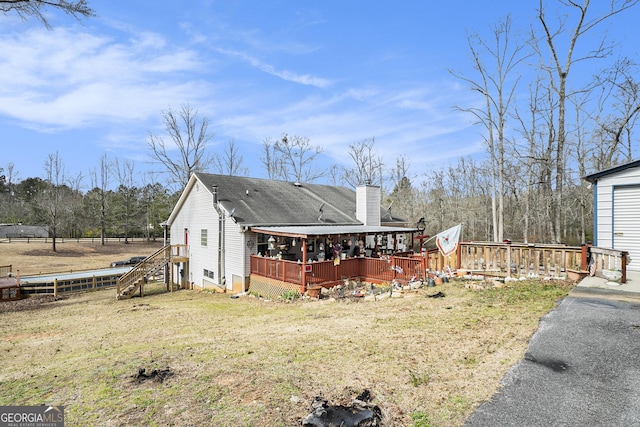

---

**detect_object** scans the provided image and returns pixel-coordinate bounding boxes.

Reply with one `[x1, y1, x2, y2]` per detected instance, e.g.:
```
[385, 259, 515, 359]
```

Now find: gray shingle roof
[192, 173, 403, 227]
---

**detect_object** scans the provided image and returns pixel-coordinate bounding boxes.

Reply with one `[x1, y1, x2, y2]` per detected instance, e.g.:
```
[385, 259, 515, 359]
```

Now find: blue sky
[0, 1, 637, 189]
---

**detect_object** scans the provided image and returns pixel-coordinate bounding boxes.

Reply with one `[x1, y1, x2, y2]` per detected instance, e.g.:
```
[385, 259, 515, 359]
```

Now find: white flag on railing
[435, 224, 462, 257]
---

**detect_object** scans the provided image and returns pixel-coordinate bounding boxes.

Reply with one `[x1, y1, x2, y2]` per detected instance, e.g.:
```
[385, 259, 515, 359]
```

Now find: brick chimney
[356, 184, 381, 226]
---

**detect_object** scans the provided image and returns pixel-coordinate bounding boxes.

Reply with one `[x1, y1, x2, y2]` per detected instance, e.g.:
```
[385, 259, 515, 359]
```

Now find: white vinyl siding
[170, 178, 219, 285]
[223, 220, 249, 291]
[594, 166, 640, 272]
[613, 186, 640, 271]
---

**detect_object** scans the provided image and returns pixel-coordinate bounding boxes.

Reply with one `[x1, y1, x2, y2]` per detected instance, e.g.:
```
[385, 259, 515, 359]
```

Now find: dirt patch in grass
[0, 272, 575, 426]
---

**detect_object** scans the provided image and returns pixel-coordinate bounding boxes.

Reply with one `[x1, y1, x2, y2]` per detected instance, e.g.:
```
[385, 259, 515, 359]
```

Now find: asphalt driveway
[465, 295, 640, 426]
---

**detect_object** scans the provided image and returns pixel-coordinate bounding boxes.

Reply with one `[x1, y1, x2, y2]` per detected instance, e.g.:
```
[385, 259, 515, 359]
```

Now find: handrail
[116, 245, 171, 298]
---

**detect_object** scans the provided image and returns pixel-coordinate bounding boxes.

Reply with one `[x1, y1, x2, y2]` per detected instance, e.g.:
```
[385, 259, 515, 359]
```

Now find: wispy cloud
[0, 26, 209, 129]
[215, 47, 332, 88]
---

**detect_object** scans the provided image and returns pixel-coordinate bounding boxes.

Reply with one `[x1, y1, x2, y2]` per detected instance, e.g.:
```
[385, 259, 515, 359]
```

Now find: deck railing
[250, 241, 632, 290]
[588, 246, 628, 283]
[0, 265, 12, 277]
[171, 244, 188, 260]
[456, 242, 586, 278]
[251, 255, 426, 290]
[0, 264, 20, 301]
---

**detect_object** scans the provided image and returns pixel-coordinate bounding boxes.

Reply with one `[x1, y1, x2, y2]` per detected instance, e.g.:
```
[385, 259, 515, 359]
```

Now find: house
[165, 173, 418, 294]
[584, 159, 640, 272]
[0, 224, 48, 239]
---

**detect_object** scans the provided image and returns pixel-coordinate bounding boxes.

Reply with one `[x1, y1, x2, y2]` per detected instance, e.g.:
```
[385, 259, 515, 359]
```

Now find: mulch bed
[0, 295, 67, 313]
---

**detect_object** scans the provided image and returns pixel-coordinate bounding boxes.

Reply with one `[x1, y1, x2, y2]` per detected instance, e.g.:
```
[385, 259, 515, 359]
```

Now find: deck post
[506, 242, 512, 278]
[301, 237, 307, 292]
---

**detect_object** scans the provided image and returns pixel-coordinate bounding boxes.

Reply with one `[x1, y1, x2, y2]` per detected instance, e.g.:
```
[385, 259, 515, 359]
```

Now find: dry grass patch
[0, 239, 163, 275]
[0, 278, 573, 426]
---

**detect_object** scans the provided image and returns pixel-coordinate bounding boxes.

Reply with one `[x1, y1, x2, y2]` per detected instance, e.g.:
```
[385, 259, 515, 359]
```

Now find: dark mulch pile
[302, 390, 383, 427]
[133, 367, 174, 384]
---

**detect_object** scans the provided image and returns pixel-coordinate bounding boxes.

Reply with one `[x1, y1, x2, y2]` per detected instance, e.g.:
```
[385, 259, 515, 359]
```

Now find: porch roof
[250, 224, 418, 238]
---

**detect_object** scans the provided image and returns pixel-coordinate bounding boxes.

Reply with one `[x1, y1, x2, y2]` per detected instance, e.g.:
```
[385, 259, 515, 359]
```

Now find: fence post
[92, 275, 96, 291]
[422, 252, 427, 279]
[506, 242, 512, 278]
[581, 244, 588, 271]
[54, 279, 58, 298]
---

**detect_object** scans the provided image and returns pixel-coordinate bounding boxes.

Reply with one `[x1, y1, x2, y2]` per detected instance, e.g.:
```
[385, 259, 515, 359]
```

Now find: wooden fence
[421, 242, 629, 282]
[457, 242, 586, 278]
[19, 271, 124, 297]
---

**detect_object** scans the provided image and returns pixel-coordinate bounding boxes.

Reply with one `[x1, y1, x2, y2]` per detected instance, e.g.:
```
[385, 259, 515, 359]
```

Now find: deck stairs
[116, 245, 171, 300]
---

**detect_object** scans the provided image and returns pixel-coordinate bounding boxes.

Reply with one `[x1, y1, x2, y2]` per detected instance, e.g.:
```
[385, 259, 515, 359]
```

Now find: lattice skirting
[248, 275, 302, 300]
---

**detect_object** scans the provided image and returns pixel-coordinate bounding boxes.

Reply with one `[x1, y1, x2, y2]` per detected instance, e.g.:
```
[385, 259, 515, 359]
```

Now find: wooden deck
[250, 242, 629, 294]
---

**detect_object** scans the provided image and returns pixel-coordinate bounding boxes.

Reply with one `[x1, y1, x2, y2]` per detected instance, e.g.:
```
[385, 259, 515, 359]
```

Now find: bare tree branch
[0, 0, 95, 29]
[148, 104, 214, 191]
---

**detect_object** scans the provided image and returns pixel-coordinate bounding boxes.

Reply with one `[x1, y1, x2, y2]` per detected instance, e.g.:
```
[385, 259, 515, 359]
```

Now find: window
[201, 229, 207, 246]
[203, 269, 214, 279]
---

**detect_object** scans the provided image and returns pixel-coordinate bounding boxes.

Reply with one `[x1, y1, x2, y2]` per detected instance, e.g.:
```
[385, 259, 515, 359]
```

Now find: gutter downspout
[212, 186, 226, 289]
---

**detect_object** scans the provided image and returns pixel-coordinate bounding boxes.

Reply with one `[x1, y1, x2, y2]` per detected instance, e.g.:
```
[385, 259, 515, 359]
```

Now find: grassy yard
[0, 255, 573, 427]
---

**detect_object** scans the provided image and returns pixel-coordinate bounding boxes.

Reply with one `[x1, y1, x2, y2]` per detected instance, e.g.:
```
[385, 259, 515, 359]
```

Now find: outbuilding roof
[583, 159, 640, 183]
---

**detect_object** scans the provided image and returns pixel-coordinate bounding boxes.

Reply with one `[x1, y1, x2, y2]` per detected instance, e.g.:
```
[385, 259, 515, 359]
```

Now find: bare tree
[385, 156, 418, 224]
[570, 94, 593, 244]
[89, 153, 112, 245]
[341, 137, 384, 188]
[535, 0, 639, 242]
[260, 134, 324, 183]
[0, 0, 95, 29]
[213, 139, 248, 176]
[114, 158, 138, 244]
[591, 58, 640, 168]
[260, 137, 286, 180]
[36, 151, 78, 251]
[452, 15, 528, 242]
[148, 104, 215, 191]
[275, 134, 324, 183]
[513, 79, 548, 243]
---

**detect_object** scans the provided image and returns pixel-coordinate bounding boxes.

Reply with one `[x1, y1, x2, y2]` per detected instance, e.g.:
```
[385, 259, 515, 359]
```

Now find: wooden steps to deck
[116, 245, 170, 300]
